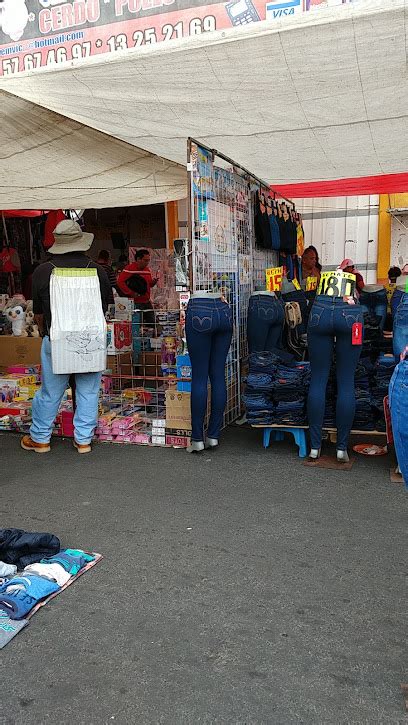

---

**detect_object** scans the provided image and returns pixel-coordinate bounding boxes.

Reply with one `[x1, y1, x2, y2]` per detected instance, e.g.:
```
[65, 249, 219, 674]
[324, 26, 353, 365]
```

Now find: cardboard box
[0, 336, 42, 366]
[177, 354, 191, 392]
[165, 390, 191, 430]
[166, 429, 191, 448]
[107, 321, 132, 354]
[115, 297, 134, 321]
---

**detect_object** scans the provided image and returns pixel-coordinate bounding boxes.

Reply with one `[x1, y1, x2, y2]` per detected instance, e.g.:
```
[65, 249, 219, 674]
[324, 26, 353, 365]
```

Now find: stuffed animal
[4, 296, 27, 336]
[0, 0, 29, 42]
[25, 301, 40, 338]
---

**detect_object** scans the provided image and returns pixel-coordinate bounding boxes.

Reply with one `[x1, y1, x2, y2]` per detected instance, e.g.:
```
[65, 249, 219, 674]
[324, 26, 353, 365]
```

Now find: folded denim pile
[244, 354, 309, 426]
[370, 354, 396, 431]
[353, 360, 376, 431]
[323, 366, 337, 428]
[362, 314, 383, 358]
[244, 358, 276, 424]
[271, 362, 310, 425]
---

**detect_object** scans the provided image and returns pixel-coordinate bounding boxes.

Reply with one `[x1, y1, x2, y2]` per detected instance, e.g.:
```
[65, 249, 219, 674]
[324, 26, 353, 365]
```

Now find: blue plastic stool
[262, 427, 308, 458]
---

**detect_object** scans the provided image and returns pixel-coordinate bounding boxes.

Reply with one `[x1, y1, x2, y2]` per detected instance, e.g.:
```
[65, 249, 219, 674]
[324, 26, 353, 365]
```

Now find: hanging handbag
[284, 301, 302, 329]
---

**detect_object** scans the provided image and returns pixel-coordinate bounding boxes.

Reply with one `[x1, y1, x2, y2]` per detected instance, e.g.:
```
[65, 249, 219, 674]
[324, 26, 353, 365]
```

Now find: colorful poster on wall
[208, 199, 236, 271]
[239, 254, 251, 285]
[197, 199, 209, 243]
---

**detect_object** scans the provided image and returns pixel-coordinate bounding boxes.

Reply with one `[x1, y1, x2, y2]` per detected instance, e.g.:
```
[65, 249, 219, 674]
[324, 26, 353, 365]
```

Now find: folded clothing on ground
[41, 549, 95, 576]
[0, 529, 60, 569]
[23, 562, 71, 587]
[0, 562, 17, 578]
[0, 574, 60, 619]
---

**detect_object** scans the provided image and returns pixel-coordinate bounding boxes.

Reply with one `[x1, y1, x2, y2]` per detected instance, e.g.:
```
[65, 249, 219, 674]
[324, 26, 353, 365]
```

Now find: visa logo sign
[273, 7, 294, 16]
[266, 0, 302, 19]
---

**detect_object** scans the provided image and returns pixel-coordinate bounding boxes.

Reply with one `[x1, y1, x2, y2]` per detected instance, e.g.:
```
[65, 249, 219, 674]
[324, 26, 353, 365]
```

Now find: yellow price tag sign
[292, 278, 301, 290]
[265, 266, 283, 292]
[306, 276, 318, 292]
[317, 270, 356, 298]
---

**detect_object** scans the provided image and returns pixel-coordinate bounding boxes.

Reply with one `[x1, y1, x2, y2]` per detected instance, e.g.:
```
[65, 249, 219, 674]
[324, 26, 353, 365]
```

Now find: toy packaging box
[115, 298, 134, 321]
[107, 321, 132, 354]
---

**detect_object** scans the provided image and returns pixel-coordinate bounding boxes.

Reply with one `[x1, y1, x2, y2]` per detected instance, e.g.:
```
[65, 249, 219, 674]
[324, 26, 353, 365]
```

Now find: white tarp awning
[0, 0, 407, 202]
[0, 90, 187, 209]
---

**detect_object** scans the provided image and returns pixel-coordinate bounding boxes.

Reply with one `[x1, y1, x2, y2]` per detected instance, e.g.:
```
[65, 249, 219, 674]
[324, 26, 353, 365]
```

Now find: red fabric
[0, 247, 21, 273]
[43, 210, 67, 249]
[2, 210, 45, 218]
[117, 264, 153, 303]
[273, 173, 408, 198]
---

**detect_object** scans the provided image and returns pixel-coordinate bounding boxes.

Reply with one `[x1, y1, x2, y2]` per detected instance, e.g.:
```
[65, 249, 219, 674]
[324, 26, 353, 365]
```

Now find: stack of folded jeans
[270, 361, 310, 425]
[248, 350, 295, 374]
[371, 354, 396, 431]
[362, 314, 383, 359]
[323, 366, 337, 427]
[353, 360, 376, 430]
[244, 356, 276, 424]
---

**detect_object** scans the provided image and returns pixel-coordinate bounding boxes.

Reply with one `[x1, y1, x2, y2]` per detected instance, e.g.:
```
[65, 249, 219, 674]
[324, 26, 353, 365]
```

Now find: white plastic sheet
[0, 0, 407, 190]
[0, 90, 187, 209]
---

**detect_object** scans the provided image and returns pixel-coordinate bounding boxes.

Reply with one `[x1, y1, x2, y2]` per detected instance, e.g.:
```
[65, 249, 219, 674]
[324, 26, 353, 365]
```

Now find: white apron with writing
[50, 268, 107, 374]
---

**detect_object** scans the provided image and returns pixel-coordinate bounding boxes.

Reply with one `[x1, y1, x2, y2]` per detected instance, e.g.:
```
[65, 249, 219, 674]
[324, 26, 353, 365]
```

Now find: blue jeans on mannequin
[359, 288, 387, 331]
[185, 297, 233, 443]
[393, 294, 408, 361]
[307, 296, 363, 451]
[247, 294, 284, 353]
[389, 357, 408, 487]
[30, 336, 102, 445]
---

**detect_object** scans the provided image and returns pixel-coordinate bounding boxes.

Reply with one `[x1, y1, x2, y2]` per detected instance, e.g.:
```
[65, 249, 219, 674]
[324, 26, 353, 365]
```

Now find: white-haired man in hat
[21, 220, 111, 454]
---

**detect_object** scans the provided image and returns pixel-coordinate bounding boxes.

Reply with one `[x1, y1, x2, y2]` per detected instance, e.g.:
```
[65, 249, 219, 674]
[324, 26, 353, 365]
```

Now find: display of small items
[0, 365, 41, 432]
[98, 300, 192, 447]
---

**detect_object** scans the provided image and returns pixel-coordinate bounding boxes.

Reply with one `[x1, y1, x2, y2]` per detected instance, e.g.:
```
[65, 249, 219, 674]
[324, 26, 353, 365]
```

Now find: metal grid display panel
[189, 143, 278, 421]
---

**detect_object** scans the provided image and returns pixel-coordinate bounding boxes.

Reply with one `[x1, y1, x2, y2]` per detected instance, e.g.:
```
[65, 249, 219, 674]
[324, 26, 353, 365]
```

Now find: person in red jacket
[117, 249, 158, 322]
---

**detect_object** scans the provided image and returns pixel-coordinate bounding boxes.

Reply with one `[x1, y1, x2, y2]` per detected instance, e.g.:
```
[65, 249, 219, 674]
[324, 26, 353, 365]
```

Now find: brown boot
[73, 440, 92, 454]
[21, 435, 50, 454]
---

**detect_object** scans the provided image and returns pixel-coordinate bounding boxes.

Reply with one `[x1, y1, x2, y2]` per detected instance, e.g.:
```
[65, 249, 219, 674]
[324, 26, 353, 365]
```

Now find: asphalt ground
[0, 427, 407, 724]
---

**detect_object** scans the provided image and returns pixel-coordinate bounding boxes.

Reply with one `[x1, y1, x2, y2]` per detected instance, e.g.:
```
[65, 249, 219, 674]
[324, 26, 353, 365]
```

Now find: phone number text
[1, 17, 217, 75]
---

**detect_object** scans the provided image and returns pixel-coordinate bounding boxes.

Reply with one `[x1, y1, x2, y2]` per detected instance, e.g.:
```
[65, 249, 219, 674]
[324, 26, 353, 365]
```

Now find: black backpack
[125, 273, 148, 296]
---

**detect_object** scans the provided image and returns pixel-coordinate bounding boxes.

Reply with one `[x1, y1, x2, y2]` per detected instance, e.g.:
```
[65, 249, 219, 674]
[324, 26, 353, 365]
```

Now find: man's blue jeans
[185, 298, 233, 442]
[30, 336, 102, 445]
[307, 296, 363, 450]
[393, 293, 408, 361]
[389, 358, 408, 487]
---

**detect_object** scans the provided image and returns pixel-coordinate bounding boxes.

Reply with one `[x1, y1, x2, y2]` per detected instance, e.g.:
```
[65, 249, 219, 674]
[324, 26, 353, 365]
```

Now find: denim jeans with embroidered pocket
[247, 295, 285, 354]
[185, 298, 233, 442]
[307, 295, 363, 451]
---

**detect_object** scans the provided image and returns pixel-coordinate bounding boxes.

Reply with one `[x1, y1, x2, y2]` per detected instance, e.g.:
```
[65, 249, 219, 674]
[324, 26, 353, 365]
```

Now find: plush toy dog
[4, 296, 27, 336]
[25, 301, 40, 337]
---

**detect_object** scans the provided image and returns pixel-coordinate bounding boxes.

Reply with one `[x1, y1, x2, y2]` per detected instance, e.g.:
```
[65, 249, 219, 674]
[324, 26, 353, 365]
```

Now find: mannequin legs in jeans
[359, 289, 387, 331]
[185, 298, 233, 449]
[307, 296, 363, 454]
[247, 295, 284, 353]
[393, 295, 408, 361]
[389, 358, 408, 486]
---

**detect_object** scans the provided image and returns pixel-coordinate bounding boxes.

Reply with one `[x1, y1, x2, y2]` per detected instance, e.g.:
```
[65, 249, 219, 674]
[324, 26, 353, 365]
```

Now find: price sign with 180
[317, 271, 356, 298]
